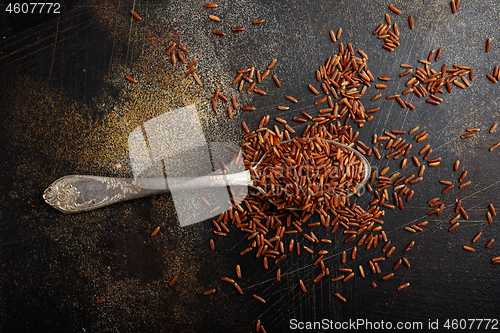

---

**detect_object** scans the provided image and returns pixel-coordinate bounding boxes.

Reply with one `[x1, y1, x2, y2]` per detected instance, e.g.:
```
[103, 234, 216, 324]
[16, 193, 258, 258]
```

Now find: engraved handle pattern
[43, 175, 146, 213]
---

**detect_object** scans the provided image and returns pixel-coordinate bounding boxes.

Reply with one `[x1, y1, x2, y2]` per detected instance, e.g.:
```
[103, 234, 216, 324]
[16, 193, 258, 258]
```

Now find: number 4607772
[5, 3, 61, 14]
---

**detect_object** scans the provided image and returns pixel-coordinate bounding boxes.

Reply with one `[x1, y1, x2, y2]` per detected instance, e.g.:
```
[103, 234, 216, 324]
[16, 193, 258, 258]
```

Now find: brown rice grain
[472, 232, 482, 243]
[417, 134, 429, 142]
[400, 69, 412, 77]
[385, 14, 392, 25]
[459, 180, 471, 188]
[343, 272, 355, 282]
[234, 282, 243, 294]
[397, 282, 410, 291]
[406, 190, 414, 202]
[187, 59, 198, 69]
[334, 292, 347, 302]
[185, 67, 197, 76]
[236, 265, 242, 279]
[490, 142, 500, 151]
[253, 294, 266, 303]
[405, 101, 415, 110]
[396, 97, 406, 108]
[373, 23, 384, 35]
[435, 48, 442, 61]
[408, 15, 414, 29]
[151, 226, 160, 237]
[389, 5, 402, 14]
[409, 126, 419, 134]
[299, 280, 307, 293]
[402, 257, 410, 267]
[463, 245, 475, 252]
[169, 275, 178, 286]
[459, 170, 468, 182]
[203, 288, 216, 295]
[419, 165, 425, 177]
[213, 30, 226, 36]
[490, 204, 496, 216]
[404, 241, 415, 252]
[193, 73, 202, 85]
[130, 10, 142, 21]
[233, 73, 243, 85]
[487, 74, 497, 83]
[309, 84, 320, 94]
[330, 30, 337, 42]
[273, 75, 281, 87]
[268, 58, 278, 70]
[386, 246, 396, 258]
[382, 273, 394, 281]
[125, 75, 137, 83]
[221, 277, 235, 284]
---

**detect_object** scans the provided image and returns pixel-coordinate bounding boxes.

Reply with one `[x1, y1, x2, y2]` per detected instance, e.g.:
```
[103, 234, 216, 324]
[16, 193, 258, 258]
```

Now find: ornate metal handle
[43, 171, 254, 214]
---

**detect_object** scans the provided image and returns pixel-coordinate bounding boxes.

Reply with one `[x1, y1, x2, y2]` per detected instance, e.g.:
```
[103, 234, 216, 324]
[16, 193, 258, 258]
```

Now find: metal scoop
[43, 138, 370, 214]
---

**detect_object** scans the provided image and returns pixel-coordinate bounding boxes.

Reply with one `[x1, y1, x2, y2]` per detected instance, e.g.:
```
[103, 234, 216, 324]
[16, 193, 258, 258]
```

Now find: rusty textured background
[1, 0, 500, 332]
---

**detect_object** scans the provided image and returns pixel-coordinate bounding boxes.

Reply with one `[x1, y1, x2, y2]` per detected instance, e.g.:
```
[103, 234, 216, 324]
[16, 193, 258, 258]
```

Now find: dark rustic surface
[1, 0, 500, 332]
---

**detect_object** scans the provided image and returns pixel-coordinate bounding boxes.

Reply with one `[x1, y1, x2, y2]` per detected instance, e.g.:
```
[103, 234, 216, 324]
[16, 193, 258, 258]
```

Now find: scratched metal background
[1, 0, 499, 332]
